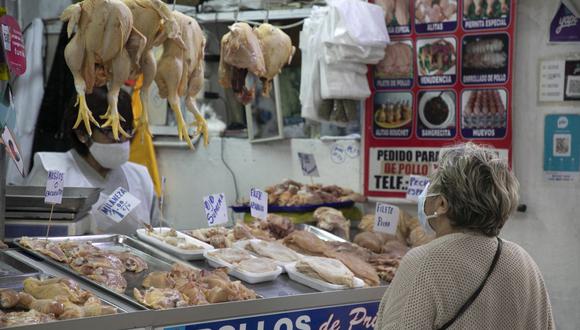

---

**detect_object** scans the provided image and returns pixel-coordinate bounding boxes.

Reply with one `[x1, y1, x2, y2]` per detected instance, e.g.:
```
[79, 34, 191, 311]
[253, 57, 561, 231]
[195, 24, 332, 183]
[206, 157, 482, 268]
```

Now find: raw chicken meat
[0, 241, 7, 249]
[61, 0, 146, 140]
[0, 290, 19, 308]
[0, 309, 55, 327]
[177, 282, 208, 305]
[264, 180, 364, 206]
[155, 11, 208, 149]
[295, 256, 355, 288]
[133, 287, 189, 309]
[57, 296, 117, 320]
[326, 242, 374, 261]
[326, 251, 380, 287]
[353, 231, 397, 253]
[86, 268, 128, 293]
[246, 240, 301, 263]
[186, 226, 233, 248]
[253, 23, 295, 95]
[381, 240, 410, 259]
[218, 22, 266, 104]
[197, 269, 257, 303]
[142, 271, 176, 289]
[70, 254, 126, 273]
[15, 292, 65, 317]
[121, 0, 180, 136]
[283, 231, 328, 256]
[23, 278, 92, 305]
[207, 248, 252, 264]
[111, 251, 148, 273]
[233, 223, 275, 241]
[376, 42, 413, 78]
[314, 207, 351, 240]
[19, 237, 68, 263]
[261, 214, 295, 239]
[236, 258, 279, 273]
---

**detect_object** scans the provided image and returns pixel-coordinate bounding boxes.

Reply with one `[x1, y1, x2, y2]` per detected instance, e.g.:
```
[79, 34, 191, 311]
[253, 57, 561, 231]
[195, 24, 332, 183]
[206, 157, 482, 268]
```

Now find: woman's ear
[75, 129, 89, 145]
[435, 195, 449, 216]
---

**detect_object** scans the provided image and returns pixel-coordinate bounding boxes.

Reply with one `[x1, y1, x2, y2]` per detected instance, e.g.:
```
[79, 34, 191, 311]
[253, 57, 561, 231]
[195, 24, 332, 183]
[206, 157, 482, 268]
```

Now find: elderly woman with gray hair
[376, 143, 554, 329]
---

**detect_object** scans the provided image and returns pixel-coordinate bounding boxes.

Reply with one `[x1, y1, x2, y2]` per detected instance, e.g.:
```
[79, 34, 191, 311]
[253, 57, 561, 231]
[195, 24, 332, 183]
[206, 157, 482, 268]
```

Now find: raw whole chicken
[122, 0, 181, 136]
[155, 11, 208, 149]
[253, 23, 295, 95]
[218, 22, 266, 105]
[61, 0, 146, 140]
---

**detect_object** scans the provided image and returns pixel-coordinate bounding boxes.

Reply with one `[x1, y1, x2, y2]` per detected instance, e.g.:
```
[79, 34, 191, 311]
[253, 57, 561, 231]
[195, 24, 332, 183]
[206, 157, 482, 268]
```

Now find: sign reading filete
[98, 187, 141, 223]
[298, 152, 319, 177]
[374, 203, 400, 234]
[406, 175, 430, 202]
[203, 193, 228, 226]
[250, 188, 268, 220]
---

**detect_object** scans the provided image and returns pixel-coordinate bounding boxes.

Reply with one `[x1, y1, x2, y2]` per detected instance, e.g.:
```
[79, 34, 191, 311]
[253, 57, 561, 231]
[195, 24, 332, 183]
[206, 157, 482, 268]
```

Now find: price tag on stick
[44, 170, 64, 238]
[98, 187, 141, 223]
[374, 202, 400, 234]
[298, 152, 319, 177]
[406, 175, 430, 202]
[203, 193, 228, 226]
[250, 188, 268, 220]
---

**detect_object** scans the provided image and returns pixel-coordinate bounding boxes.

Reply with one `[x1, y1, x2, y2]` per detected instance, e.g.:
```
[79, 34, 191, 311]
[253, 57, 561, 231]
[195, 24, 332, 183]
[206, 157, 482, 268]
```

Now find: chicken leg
[100, 48, 132, 139]
[185, 61, 208, 146]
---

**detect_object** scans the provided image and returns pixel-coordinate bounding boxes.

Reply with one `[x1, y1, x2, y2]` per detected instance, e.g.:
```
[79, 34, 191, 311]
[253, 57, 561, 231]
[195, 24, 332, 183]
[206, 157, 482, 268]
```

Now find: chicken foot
[135, 50, 156, 137]
[100, 49, 132, 140]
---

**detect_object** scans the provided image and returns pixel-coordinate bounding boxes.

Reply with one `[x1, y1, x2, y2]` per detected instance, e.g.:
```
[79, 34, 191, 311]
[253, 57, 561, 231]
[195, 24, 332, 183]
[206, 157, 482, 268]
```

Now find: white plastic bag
[325, 0, 389, 47]
[319, 61, 370, 100]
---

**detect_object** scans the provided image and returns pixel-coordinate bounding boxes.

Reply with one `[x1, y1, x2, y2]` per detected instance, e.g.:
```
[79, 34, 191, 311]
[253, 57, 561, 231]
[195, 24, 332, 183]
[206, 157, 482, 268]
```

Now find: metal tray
[6, 186, 101, 214]
[0, 250, 41, 288]
[295, 224, 347, 243]
[14, 234, 195, 309]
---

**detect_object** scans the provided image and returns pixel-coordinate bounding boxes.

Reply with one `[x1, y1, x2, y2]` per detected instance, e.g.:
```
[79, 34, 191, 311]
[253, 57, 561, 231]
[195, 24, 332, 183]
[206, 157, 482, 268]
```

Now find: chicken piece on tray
[155, 11, 208, 149]
[325, 251, 380, 287]
[0, 290, 20, 308]
[111, 251, 148, 273]
[253, 23, 295, 95]
[236, 258, 279, 273]
[86, 268, 128, 293]
[16, 292, 65, 317]
[60, 0, 146, 140]
[142, 271, 176, 289]
[71, 254, 126, 273]
[57, 296, 117, 320]
[353, 231, 399, 254]
[197, 268, 256, 303]
[314, 207, 351, 241]
[19, 237, 69, 263]
[218, 22, 266, 105]
[58, 241, 102, 259]
[326, 242, 374, 261]
[295, 256, 355, 288]
[0, 309, 55, 327]
[283, 231, 328, 256]
[177, 282, 208, 305]
[134, 287, 189, 309]
[170, 263, 200, 288]
[245, 240, 301, 263]
[23, 278, 92, 305]
[207, 248, 252, 264]
[261, 214, 295, 239]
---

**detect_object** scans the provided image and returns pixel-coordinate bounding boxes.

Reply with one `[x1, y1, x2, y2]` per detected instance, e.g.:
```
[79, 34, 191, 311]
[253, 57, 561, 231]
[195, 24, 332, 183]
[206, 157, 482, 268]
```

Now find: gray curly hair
[428, 143, 519, 236]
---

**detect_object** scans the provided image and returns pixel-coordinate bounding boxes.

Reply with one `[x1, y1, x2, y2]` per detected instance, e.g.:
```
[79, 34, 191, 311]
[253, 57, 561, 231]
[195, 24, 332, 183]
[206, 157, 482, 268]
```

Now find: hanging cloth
[129, 75, 162, 196]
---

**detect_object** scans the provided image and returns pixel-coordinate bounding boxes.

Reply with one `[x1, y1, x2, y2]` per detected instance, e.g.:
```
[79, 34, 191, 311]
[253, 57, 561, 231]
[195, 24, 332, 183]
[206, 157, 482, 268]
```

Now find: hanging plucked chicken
[155, 11, 208, 149]
[61, 0, 146, 140]
[218, 22, 294, 104]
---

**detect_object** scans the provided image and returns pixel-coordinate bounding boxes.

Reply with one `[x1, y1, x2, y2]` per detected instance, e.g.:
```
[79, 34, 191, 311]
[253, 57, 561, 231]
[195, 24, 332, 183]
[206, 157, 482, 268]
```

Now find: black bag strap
[437, 237, 503, 330]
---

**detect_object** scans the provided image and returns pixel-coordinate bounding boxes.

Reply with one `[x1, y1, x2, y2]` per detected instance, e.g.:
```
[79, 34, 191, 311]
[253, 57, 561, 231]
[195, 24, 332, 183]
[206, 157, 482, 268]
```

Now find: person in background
[376, 143, 554, 329]
[27, 86, 159, 235]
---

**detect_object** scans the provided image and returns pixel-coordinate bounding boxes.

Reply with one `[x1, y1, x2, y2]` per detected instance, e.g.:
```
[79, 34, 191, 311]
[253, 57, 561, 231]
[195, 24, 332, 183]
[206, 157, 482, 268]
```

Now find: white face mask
[89, 141, 130, 169]
[417, 183, 439, 234]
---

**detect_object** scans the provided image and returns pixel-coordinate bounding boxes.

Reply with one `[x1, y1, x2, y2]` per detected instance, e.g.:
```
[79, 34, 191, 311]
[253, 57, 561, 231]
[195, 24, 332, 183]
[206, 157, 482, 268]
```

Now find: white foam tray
[285, 262, 365, 292]
[232, 239, 303, 273]
[203, 248, 283, 284]
[136, 227, 214, 261]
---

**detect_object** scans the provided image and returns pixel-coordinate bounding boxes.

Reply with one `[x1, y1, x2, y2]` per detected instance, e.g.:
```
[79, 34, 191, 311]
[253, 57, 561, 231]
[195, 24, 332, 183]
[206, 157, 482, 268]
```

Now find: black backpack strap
[438, 237, 503, 330]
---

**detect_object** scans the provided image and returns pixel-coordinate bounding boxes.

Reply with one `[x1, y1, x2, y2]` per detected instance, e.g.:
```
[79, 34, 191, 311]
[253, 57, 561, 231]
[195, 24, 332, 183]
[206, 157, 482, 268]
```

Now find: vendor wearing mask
[26, 86, 158, 235]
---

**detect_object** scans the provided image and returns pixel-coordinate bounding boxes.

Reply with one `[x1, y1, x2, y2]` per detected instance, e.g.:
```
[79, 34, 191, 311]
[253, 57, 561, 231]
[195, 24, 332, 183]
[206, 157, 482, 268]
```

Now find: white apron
[26, 151, 154, 236]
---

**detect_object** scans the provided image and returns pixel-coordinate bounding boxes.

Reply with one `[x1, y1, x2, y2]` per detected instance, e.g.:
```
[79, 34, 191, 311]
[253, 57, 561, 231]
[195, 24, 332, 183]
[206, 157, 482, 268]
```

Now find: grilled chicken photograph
[155, 11, 208, 149]
[61, 0, 146, 140]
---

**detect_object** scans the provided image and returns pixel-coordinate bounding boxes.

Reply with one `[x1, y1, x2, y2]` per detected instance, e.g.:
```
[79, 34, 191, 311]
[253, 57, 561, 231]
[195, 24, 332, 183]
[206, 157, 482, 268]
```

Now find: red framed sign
[364, 0, 516, 199]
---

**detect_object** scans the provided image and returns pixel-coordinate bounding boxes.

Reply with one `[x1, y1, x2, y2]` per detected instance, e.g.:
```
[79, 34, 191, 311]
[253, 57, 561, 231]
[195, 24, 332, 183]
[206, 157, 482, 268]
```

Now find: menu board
[364, 0, 515, 199]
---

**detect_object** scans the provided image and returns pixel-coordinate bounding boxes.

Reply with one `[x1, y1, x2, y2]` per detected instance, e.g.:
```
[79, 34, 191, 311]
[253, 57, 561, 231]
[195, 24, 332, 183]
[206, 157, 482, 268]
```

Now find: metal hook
[172, 0, 177, 11]
[265, 0, 270, 23]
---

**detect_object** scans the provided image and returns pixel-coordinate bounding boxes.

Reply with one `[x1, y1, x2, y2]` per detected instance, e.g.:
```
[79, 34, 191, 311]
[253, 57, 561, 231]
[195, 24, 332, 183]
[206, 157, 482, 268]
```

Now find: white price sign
[374, 203, 400, 234]
[98, 187, 141, 223]
[203, 193, 228, 226]
[44, 170, 64, 204]
[406, 175, 430, 202]
[298, 152, 319, 177]
[250, 188, 268, 220]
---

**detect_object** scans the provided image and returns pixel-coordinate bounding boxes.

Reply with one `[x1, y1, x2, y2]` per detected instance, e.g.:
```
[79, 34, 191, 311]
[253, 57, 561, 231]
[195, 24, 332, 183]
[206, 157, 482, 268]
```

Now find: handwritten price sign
[374, 202, 400, 234]
[250, 188, 268, 220]
[98, 187, 141, 223]
[203, 193, 228, 226]
[406, 175, 430, 202]
[44, 170, 64, 204]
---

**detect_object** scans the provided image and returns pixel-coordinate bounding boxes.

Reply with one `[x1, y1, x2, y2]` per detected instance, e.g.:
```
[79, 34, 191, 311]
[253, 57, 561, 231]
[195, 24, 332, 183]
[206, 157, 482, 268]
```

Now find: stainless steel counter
[5, 251, 387, 330]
